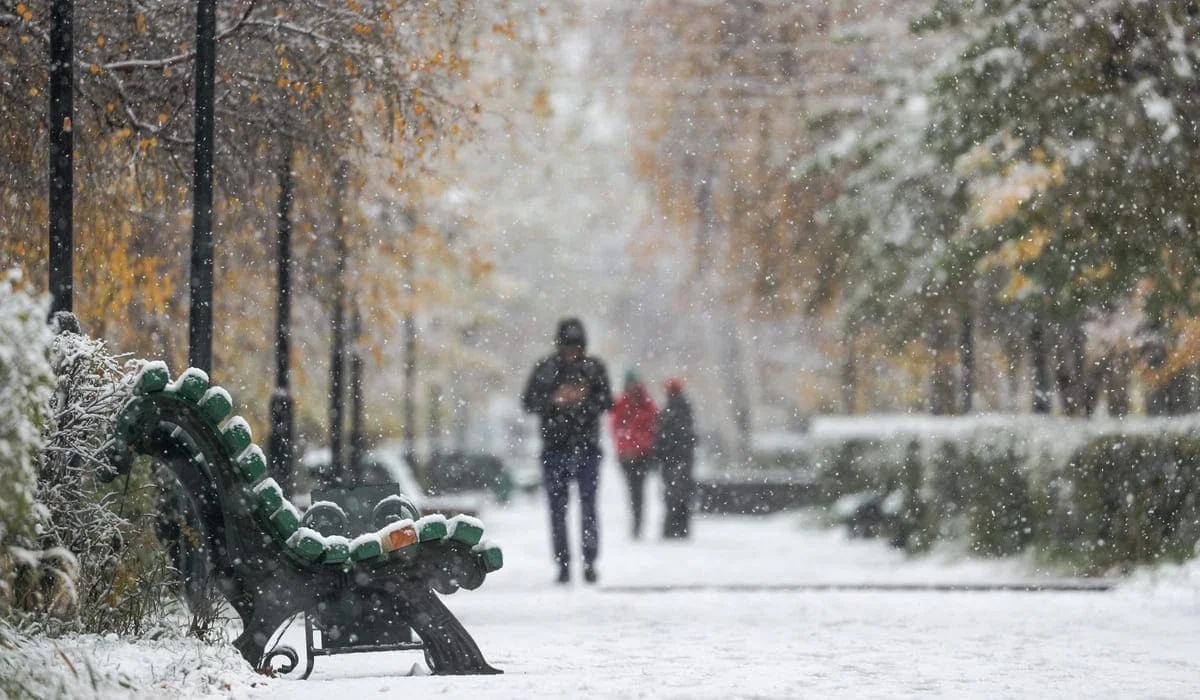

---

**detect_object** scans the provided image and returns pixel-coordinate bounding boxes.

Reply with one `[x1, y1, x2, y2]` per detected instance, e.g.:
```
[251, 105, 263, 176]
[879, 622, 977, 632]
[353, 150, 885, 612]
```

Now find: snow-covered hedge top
[748, 413, 1200, 480]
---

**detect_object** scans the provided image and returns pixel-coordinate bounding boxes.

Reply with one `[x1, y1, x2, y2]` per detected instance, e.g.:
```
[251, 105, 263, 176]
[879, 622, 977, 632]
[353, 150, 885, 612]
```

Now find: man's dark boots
[583, 564, 598, 584]
[557, 565, 570, 584]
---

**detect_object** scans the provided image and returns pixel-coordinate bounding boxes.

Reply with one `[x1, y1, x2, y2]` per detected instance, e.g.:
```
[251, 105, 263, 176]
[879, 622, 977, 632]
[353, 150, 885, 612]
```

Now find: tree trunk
[1055, 315, 1088, 417]
[1103, 350, 1131, 417]
[842, 329, 857, 414]
[1030, 316, 1052, 414]
[959, 306, 974, 414]
[722, 318, 753, 468]
[929, 308, 956, 415]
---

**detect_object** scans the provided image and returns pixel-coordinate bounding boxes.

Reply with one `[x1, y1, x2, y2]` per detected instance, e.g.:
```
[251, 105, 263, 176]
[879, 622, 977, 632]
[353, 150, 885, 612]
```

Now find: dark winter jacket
[522, 352, 613, 452]
[656, 392, 696, 468]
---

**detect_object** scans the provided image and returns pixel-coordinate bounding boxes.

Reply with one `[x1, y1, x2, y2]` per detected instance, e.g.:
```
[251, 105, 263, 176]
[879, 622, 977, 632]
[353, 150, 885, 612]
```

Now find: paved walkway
[237, 462, 1200, 699]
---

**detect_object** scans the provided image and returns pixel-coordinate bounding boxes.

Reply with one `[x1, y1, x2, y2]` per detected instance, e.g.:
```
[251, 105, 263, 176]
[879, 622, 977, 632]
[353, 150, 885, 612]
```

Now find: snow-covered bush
[1, 268, 180, 635]
[38, 328, 181, 635]
[778, 415, 1200, 571]
[0, 270, 54, 616]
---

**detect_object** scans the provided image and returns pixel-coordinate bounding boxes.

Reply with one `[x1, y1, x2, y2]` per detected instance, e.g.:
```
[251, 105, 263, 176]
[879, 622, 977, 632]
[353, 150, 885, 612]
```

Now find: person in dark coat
[657, 378, 696, 539]
[610, 370, 659, 539]
[522, 318, 613, 583]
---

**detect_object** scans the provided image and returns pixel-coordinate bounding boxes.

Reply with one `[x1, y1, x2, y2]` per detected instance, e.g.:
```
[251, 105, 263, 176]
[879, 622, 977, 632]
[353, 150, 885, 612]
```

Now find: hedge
[753, 415, 1200, 572]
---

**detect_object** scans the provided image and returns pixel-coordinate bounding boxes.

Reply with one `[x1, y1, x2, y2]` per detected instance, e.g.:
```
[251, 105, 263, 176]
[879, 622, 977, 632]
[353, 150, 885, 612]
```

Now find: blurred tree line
[631, 0, 1200, 419]
[0, 0, 513, 446]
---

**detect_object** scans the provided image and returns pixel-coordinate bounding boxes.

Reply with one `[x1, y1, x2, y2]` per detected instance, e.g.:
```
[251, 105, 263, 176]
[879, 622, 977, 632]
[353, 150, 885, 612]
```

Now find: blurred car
[295, 446, 484, 518]
[423, 450, 514, 503]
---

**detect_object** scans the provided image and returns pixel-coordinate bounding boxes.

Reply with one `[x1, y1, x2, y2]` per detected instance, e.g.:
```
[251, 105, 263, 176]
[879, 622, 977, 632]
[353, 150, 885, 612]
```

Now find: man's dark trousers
[542, 445, 601, 568]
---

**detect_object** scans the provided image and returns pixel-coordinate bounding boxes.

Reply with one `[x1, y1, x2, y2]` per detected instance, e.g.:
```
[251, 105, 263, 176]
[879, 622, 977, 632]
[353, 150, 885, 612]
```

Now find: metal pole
[401, 210, 418, 475]
[48, 0, 73, 315]
[328, 163, 348, 484]
[189, 0, 217, 373]
[268, 147, 295, 493]
[348, 304, 366, 479]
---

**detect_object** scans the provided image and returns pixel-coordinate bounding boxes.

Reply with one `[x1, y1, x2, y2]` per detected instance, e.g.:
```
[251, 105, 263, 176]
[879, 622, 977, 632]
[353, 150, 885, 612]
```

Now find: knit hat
[624, 369, 640, 385]
[555, 317, 587, 348]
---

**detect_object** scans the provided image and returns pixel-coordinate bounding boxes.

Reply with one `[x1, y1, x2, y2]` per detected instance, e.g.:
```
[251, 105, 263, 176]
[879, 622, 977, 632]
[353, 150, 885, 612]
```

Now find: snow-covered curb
[0, 630, 268, 699]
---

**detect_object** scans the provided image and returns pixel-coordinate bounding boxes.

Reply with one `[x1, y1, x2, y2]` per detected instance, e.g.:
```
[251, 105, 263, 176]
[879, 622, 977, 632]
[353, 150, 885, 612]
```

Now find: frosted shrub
[1, 268, 178, 634]
[801, 415, 1200, 571]
[0, 270, 54, 616]
[38, 327, 178, 634]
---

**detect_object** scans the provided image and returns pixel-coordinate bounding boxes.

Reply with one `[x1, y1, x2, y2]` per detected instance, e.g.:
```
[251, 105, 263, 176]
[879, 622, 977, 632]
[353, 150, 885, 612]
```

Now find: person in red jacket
[610, 370, 659, 539]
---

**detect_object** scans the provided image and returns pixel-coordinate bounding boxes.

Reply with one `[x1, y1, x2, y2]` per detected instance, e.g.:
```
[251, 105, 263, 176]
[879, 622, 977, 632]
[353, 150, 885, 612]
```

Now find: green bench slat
[287, 528, 325, 561]
[235, 446, 267, 484]
[135, 362, 170, 394]
[351, 535, 383, 561]
[448, 517, 484, 546]
[222, 417, 253, 455]
[417, 516, 448, 542]
[198, 388, 233, 425]
[167, 368, 210, 403]
[324, 537, 351, 565]
[254, 480, 284, 518]
[270, 505, 301, 541]
[477, 545, 503, 573]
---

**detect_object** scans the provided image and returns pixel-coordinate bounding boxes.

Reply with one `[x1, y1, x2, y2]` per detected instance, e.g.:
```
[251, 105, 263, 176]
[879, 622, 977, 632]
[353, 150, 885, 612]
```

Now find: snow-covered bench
[103, 363, 503, 677]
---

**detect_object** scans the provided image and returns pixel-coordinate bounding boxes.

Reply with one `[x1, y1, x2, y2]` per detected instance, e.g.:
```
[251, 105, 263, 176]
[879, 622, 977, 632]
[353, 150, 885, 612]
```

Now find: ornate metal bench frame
[104, 363, 503, 677]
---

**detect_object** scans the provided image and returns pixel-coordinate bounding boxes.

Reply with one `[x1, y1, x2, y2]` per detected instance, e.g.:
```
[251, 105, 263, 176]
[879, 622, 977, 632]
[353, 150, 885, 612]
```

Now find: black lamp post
[400, 209, 418, 473]
[267, 147, 295, 493]
[189, 0, 217, 373]
[327, 163, 349, 485]
[348, 304, 366, 478]
[48, 0, 73, 316]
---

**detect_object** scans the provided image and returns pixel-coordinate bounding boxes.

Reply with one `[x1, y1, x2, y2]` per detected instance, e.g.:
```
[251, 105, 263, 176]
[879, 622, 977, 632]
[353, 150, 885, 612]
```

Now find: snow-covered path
[236, 461, 1200, 699]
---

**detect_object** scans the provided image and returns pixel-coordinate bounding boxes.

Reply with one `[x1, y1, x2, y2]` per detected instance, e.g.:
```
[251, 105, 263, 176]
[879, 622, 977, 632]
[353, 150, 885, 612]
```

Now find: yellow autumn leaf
[999, 273, 1032, 302]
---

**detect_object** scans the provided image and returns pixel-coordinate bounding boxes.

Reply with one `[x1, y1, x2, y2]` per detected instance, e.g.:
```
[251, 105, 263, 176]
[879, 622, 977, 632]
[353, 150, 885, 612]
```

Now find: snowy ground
[14, 457, 1195, 697]
[213, 459, 1200, 699]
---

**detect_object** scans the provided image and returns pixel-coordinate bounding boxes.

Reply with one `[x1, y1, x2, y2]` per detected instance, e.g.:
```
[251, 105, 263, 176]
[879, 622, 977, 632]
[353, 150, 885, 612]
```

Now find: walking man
[522, 318, 613, 583]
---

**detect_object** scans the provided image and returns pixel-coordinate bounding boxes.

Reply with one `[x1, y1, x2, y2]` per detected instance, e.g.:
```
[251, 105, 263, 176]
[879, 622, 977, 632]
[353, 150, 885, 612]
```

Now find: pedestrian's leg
[577, 447, 602, 580]
[661, 458, 679, 538]
[663, 499, 680, 539]
[541, 451, 571, 579]
[623, 458, 645, 539]
[679, 469, 694, 538]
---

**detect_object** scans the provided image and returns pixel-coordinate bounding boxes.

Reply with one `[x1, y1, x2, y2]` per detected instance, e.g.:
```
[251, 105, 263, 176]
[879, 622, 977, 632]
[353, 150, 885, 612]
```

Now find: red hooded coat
[610, 384, 659, 460]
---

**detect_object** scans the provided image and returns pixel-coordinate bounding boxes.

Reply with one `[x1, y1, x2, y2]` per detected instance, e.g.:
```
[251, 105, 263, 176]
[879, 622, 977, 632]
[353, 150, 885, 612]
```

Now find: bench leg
[399, 584, 501, 675]
[233, 602, 301, 674]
